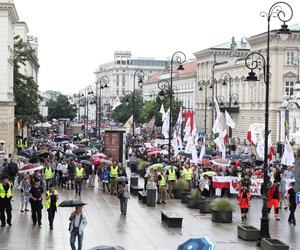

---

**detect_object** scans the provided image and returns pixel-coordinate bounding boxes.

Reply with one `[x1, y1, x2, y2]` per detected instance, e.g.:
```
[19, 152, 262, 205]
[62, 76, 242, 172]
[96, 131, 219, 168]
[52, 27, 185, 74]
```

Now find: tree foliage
[14, 36, 42, 122]
[47, 94, 77, 120]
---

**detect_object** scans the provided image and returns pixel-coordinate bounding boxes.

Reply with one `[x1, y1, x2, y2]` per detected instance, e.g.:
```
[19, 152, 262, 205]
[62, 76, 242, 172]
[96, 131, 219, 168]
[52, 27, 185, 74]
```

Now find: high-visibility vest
[45, 190, 58, 209]
[159, 174, 166, 187]
[183, 168, 193, 181]
[17, 140, 22, 148]
[23, 141, 28, 148]
[75, 167, 84, 178]
[110, 166, 118, 178]
[45, 167, 53, 179]
[0, 183, 13, 199]
[168, 169, 176, 181]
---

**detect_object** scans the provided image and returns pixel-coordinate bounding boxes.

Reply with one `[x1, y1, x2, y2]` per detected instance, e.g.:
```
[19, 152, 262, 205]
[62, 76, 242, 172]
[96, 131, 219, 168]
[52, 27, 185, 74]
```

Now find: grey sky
[13, 0, 300, 94]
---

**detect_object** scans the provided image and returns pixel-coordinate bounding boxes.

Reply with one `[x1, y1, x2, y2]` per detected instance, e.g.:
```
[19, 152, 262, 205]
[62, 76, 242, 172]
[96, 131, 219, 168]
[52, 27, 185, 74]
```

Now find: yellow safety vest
[0, 183, 13, 199]
[168, 169, 176, 181]
[110, 166, 118, 178]
[45, 190, 58, 209]
[17, 140, 22, 148]
[183, 168, 193, 181]
[23, 141, 28, 148]
[159, 174, 166, 187]
[75, 167, 84, 178]
[45, 167, 53, 179]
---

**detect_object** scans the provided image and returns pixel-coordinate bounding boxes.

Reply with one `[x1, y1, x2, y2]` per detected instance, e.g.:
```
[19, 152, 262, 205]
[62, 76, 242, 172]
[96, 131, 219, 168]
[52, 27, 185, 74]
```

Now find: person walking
[268, 181, 280, 221]
[45, 183, 58, 230]
[237, 185, 251, 221]
[101, 166, 110, 193]
[181, 164, 193, 191]
[69, 206, 87, 250]
[44, 163, 53, 191]
[0, 176, 13, 227]
[29, 178, 44, 226]
[109, 162, 119, 195]
[20, 174, 31, 212]
[279, 173, 288, 209]
[287, 181, 296, 225]
[157, 169, 166, 204]
[117, 180, 129, 216]
[75, 164, 85, 196]
[166, 165, 176, 198]
[67, 158, 76, 190]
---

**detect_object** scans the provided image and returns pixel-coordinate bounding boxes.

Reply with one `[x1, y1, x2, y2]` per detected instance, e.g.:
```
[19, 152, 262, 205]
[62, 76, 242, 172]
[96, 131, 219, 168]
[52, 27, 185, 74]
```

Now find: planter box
[174, 189, 188, 199]
[261, 238, 289, 250]
[146, 188, 156, 206]
[186, 196, 200, 209]
[181, 191, 190, 203]
[238, 225, 260, 241]
[130, 176, 139, 186]
[211, 209, 232, 223]
[199, 198, 212, 213]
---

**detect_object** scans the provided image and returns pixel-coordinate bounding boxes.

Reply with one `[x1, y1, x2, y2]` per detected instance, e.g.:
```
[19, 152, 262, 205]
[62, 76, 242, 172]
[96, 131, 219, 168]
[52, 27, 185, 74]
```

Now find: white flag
[160, 104, 166, 121]
[199, 137, 206, 162]
[214, 131, 226, 159]
[281, 139, 295, 166]
[214, 97, 221, 119]
[112, 96, 121, 110]
[183, 118, 191, 141]
[225, 110, 236, 129]
[162, 108, 170, 139]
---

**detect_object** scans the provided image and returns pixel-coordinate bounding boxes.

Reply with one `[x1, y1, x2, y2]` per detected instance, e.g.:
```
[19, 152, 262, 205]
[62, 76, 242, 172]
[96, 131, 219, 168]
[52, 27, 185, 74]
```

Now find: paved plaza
[0, 175, 299, 250]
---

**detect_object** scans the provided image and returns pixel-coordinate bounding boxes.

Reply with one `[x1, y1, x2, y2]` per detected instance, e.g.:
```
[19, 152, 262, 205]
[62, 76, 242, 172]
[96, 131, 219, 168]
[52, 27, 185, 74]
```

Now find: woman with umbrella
[117, 177, 129, 216]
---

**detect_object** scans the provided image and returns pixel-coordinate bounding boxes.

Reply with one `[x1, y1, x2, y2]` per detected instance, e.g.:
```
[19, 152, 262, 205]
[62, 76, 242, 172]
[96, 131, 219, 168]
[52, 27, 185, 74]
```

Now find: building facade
[194, 25, 300, 144]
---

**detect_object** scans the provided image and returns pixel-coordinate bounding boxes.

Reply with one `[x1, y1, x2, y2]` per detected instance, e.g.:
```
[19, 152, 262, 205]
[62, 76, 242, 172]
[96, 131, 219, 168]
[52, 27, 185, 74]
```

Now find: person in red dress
[237, 185, 251, 221]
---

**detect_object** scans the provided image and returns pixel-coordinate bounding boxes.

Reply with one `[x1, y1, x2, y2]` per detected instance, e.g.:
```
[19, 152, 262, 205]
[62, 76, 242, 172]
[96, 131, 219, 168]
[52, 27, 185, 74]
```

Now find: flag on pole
[214, 129, 227, 159]
[123, 115, 133, 129]
[212, 97, 222, 134]
[162, 108, 170, 139]
[172, 108, 183, 156]
[281, 138, 295, 166]
[199, 137, 206, 162]
[160, 103, 166, 121]
[225, 110, 236, 129]
[112, 96, 121, 110]
[183, 118, 191, 141]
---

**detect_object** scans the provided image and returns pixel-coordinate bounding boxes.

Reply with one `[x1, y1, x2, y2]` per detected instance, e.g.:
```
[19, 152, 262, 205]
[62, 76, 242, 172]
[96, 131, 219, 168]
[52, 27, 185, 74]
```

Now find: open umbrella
[80, 160, 92, 166]
[201, 171, 216, 177]
[93, 153, 107, 158]
[100, 159, 112, 165]
[178, 237, 215, 250]
[18, 164, 44, 174]
[211, 158, 231, 167]
[149, 163, 164, 170]
[89, 246, 125, 250]
[147, 151, 160, 155]
[18, 149, 34, 158]
[59, 200, 87, 207]
[92, 157, 101, 165]
[116, 176, 128, 182]
[73, 148, 86, 155]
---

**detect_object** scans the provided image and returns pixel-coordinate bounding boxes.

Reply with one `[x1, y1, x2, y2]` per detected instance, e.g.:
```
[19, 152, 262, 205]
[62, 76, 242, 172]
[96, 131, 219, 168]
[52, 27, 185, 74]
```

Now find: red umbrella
[147, 151, 160, 155]
[18, 164, 43, 174]
[92, 157, 101, 165]
[146, 147, 158, 152]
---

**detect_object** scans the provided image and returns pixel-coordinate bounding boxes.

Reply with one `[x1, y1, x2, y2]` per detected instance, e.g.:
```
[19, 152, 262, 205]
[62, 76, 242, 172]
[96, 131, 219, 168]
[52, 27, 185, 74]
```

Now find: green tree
[14, 36, 42, 122]
[47, 94, 77, 120]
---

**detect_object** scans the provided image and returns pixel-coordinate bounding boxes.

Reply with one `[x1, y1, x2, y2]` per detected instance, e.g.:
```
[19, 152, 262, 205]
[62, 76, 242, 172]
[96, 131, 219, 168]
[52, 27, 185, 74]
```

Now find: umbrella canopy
[89, 246, 125, 250]
[177, 237, 215, 250]
[201, 171, 216, 177]
[16, 155, 26, 161]
[76, 144, 86, 148]
[160, 150, 169, 155]
[80, 160, 92, 166]
[73, 148, 87, 155]
[116, 176, 128, 182]
[18, 149, 34, 158]
[211, 158, 231, 167]
[59, 200, 87, 207]
[100, 159, 113, 165]
[64, 154, 77, 160]
[18, 164, 44, 174]
[147, 151, 160, 155]
[149, 163, 164, 170]
[228, 154, 241, 161]
[93, 153, 107, 158]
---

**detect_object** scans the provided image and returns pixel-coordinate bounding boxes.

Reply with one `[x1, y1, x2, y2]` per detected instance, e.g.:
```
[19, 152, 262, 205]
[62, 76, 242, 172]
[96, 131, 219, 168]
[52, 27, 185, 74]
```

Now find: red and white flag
[281, 138, 295, 166]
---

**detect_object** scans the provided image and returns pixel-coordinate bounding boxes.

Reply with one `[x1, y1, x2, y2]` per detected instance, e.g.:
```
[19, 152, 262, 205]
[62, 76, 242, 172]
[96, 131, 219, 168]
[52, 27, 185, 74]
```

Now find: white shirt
[74, 213, 81, 227]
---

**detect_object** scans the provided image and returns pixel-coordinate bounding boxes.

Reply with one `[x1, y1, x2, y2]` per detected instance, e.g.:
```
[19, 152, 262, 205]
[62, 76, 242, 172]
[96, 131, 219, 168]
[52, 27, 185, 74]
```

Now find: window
[116, 89, 119, 95]
[286, 51, 295, 65]
[285, 81, 294, 97]
[122, 81, 125, 87]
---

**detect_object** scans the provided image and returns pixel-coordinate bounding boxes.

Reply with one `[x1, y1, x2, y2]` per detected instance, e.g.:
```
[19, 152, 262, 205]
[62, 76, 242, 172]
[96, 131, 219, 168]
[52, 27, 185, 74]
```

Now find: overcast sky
[13, 0, 300, 94]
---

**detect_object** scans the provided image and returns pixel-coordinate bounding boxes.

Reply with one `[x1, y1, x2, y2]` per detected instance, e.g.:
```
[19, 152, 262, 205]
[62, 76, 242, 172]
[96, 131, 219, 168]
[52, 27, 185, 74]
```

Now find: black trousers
[31, 201, 42, 224]
[288, 205, 296, 223]
[47, 207, 56, 227]
[0, 199, 12, 225]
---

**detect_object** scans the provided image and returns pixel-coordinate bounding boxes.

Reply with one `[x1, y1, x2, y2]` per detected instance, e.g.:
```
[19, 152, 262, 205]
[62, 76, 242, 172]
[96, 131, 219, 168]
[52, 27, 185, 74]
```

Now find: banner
[212, 176, 230, 189]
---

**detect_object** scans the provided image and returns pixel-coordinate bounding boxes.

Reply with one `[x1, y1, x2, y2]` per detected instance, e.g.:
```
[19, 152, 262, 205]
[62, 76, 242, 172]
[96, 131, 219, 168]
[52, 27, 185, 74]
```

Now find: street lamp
[198, 80, 210, 136]
[157, 51, 186, 159]
[132, 70, 144, 139]
[244, 2, 293, 245]
[95, 76, 109, 138]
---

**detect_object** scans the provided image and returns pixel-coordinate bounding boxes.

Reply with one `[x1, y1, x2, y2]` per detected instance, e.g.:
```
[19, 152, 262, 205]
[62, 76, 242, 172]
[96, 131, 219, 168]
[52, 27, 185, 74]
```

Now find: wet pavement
[0, 174, 299, 250]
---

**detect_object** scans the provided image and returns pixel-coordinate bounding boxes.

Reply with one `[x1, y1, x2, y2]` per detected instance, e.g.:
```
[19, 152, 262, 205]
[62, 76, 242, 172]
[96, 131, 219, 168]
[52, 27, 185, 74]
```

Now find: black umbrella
[65, 153, 77, 160]
[73, 148, 86, 155]
[76, 144, 86, 148]
[78, 155, 91, 160]
[59, 200, 87, 207]
[80, 160, 92, 166]
[18, 149, 34, 158]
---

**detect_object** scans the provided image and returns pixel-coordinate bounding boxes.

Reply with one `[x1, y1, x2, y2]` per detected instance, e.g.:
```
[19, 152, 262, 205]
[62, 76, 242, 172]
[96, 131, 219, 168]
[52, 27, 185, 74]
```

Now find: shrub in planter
[261, 238, 289, 250]
[137, 161, 150, 177]
[187, 189, 201, 209]
[210, 198, 234, 223]
[174, 179, 189, 199]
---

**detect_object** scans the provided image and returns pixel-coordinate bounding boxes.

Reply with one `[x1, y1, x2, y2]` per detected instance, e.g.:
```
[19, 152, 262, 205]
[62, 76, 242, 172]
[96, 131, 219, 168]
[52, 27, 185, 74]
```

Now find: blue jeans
[70, 228, 83, 250]
[75, 179, 82, 194]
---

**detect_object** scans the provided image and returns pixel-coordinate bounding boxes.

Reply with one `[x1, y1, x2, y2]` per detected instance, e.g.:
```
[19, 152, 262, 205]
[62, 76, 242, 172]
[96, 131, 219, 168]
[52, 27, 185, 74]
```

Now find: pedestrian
[166, 165, 176, 198]
[109, 162, 119, 195]
[29, 178, 44, 226]
[237, 185, 251, 221]
[61, 160, 69, 188]
[44, 162, 53, 190]
[75, 164, 85, 196]
[0, 176, 13, 227]
[279, 173, 288, 209]
[69, 206, 87, 250]
[157, 168, 166, 204]
[117, 180, 129, 216]
[181, 164, 193, 191]
[268, 181, 280, 221]
[20, 174, 31, 212]
[67, 158, 76, 190]
[287, 181, 296, 225]
[44, 183, 58, 230]
[101, 166, 110, 193]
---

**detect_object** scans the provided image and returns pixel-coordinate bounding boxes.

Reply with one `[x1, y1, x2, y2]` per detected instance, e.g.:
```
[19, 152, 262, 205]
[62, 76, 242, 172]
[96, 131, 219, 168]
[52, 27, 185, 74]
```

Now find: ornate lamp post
[132, 70, 144, 139]
[157, 51, 186, 160]
[244, 2, 293, 245]
[198, 80, 210, 136]
[95, 76, 109, 138]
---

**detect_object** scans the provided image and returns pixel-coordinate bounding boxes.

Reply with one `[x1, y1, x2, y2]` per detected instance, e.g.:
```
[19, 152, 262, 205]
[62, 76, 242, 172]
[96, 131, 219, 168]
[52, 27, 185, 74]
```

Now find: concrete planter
[130, 176, 139, 186]
[261, 238, 289, 250]
[237, 225, 260, 241]
[199, 198, 212, 213]
[186, 196, 200, 209]
[146, 188, 156, 206]
[174, 189, 188, 199]
[181, 191, 190, 203]
[211, 209, 232, 223]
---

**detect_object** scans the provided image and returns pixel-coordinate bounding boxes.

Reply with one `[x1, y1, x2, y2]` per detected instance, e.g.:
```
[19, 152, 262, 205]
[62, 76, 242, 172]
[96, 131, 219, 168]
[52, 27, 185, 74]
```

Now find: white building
[0, 0, 18, 155]
[143, 60, 197, 110]
[95, 51, 169, 111]
[194, 25, 300, 144]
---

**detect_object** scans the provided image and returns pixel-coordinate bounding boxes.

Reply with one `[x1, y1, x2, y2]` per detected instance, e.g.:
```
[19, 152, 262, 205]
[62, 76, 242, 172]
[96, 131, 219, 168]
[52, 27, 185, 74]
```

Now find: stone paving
[0, 175, 299, 250]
